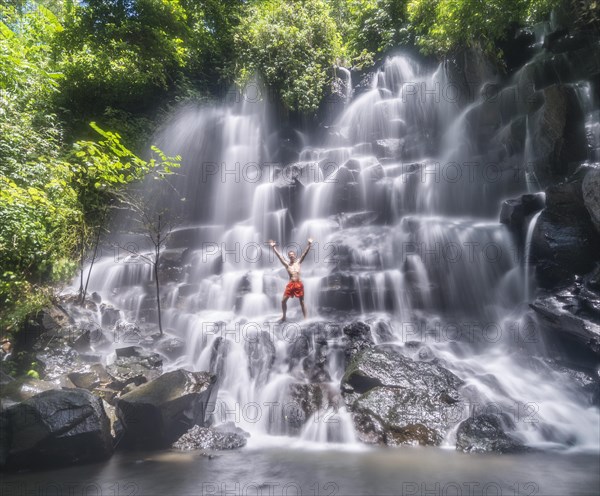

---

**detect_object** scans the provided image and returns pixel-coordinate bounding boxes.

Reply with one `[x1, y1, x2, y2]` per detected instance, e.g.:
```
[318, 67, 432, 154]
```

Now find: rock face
[172, 424, 248, 451]
[341, 347, 463, 446]
[531, 170, 600, 288]
[1, 388, 113, 470]
[530, 274, 600, 361]
[245, 330, 276, 386]
[527, 84, 586, 187]
[116, 369, 217, 449]
[583, 167, 600, 233]
[456, 414, 528, 453]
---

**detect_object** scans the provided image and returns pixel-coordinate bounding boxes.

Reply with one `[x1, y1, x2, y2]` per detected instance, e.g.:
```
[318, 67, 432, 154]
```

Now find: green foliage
[571, 0, 600, 28]
[1, 4, 181, 333]
[336, 0, 412, 64]
[55, 0, 245, 128]
[234, 0, 343, 113]
[56, 0, 190, 120]
[407, 0, 562, 56]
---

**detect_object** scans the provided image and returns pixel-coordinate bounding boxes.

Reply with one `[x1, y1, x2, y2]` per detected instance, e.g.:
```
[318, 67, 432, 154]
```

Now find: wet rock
[0, 378, 57, 407]
[287, 322, 333, 382]
[68, 364, 114, 390]
[106, 347, 163, 387]
[522, 355, 600, 406]
[583, 167, 600, 233]
[116, 369, 217, 449]
[527, 84, 587, 187]
[447, 48, 500, 103]
[100, 304, 120, 327]
[172, 424, 247, 451]
[531, 170, 600, 288]
[274, 174, 304, 224]
[112, 320, 144, 346]
[337, 211, 379, 229]
[36, 342, 84, 381]
[0, 370, 14, 385]
[14, 305, 72, 353]
[1, 388, 113, 470]
[341, 347, 464, 446]
[499, 193, 546, 232]
[530, 284, 600, 360]
[245, 330, 276, 386]
[543, 29, 597, 54]
[456, 414, 529, 453]
[156, 335, 187, 361]
[374, 139, 404, 159]
[287, 383, 341, 431]
[365, 318, 395, 343]
[343, 321, 374, 363]
[209, 336, 231, 386]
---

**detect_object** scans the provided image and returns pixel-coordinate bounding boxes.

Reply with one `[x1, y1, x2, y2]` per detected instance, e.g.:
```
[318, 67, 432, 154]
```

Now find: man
[268, 238, 313, 322]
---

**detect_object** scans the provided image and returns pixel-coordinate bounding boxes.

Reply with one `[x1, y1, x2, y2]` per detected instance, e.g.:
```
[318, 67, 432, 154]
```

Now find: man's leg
[299, 297, 307, 319]
[280, 296, 289, 322]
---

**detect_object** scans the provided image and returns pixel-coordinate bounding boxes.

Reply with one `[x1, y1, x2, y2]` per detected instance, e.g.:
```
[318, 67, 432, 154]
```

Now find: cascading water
[79, 53, 599, 451]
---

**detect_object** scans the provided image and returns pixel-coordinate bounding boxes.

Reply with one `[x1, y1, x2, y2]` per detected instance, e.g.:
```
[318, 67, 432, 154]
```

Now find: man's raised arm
[268, 240, 287, 266]
[299, 238, 314, 263]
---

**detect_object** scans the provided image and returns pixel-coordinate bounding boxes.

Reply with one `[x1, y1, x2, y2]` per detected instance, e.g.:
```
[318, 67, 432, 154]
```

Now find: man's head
[288, 251, 297, 262]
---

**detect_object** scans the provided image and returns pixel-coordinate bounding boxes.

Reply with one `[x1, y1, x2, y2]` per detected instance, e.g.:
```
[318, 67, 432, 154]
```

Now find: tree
[407, 0, 563, 57]
[334, 0, 413, 66]
[70, 123, 181, 305]
[117, 198, 180, 336]
[234, 0, 343, 113]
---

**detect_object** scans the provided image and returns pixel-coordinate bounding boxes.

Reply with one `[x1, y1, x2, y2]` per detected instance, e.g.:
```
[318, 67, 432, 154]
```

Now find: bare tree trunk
[81, 223, 101, 305]
[78, 224, 85, 302]
[155, 214, 163, 336]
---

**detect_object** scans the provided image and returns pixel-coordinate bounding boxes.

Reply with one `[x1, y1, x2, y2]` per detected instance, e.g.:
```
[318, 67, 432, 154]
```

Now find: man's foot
[277, 317, 286, 323]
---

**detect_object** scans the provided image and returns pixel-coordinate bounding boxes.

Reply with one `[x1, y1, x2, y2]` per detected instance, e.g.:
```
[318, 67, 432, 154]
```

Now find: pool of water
[2, 446, 599, 496]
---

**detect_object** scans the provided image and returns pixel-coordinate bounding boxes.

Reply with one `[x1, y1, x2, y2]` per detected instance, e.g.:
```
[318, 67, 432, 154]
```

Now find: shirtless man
[268, 238, 313, 322]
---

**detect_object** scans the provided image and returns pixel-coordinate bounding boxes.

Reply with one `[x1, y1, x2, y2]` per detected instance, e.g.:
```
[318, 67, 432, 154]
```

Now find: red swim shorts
[284, 281, 304, 298]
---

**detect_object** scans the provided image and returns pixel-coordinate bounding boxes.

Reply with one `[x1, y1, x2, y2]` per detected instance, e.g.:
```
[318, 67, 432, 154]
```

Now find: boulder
[286, 322, 332, 382]
[499, 193, 546, 232]
[456, 414, 529, 453]
[106, 346, 163, 387]
[341, 347, 463, 446]
[1, 388, 113, 470]
[15, 306, 72, 352]
[172, 424, 247, 451]
[68, 364, 114, 390]
[343, 321, 374, 363]
[0, 378, 57, 408]
[283, 383, 342, 433]
[115, 369, 217, 449]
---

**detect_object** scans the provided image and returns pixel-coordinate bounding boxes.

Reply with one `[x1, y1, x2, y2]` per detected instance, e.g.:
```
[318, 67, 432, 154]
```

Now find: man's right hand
[268, 240, 276, 248]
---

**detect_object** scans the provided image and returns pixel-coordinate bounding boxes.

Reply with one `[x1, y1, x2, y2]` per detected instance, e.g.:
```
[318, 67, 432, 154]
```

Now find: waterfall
[524, 210, 543, 301]
[77, 55, 599, 450]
